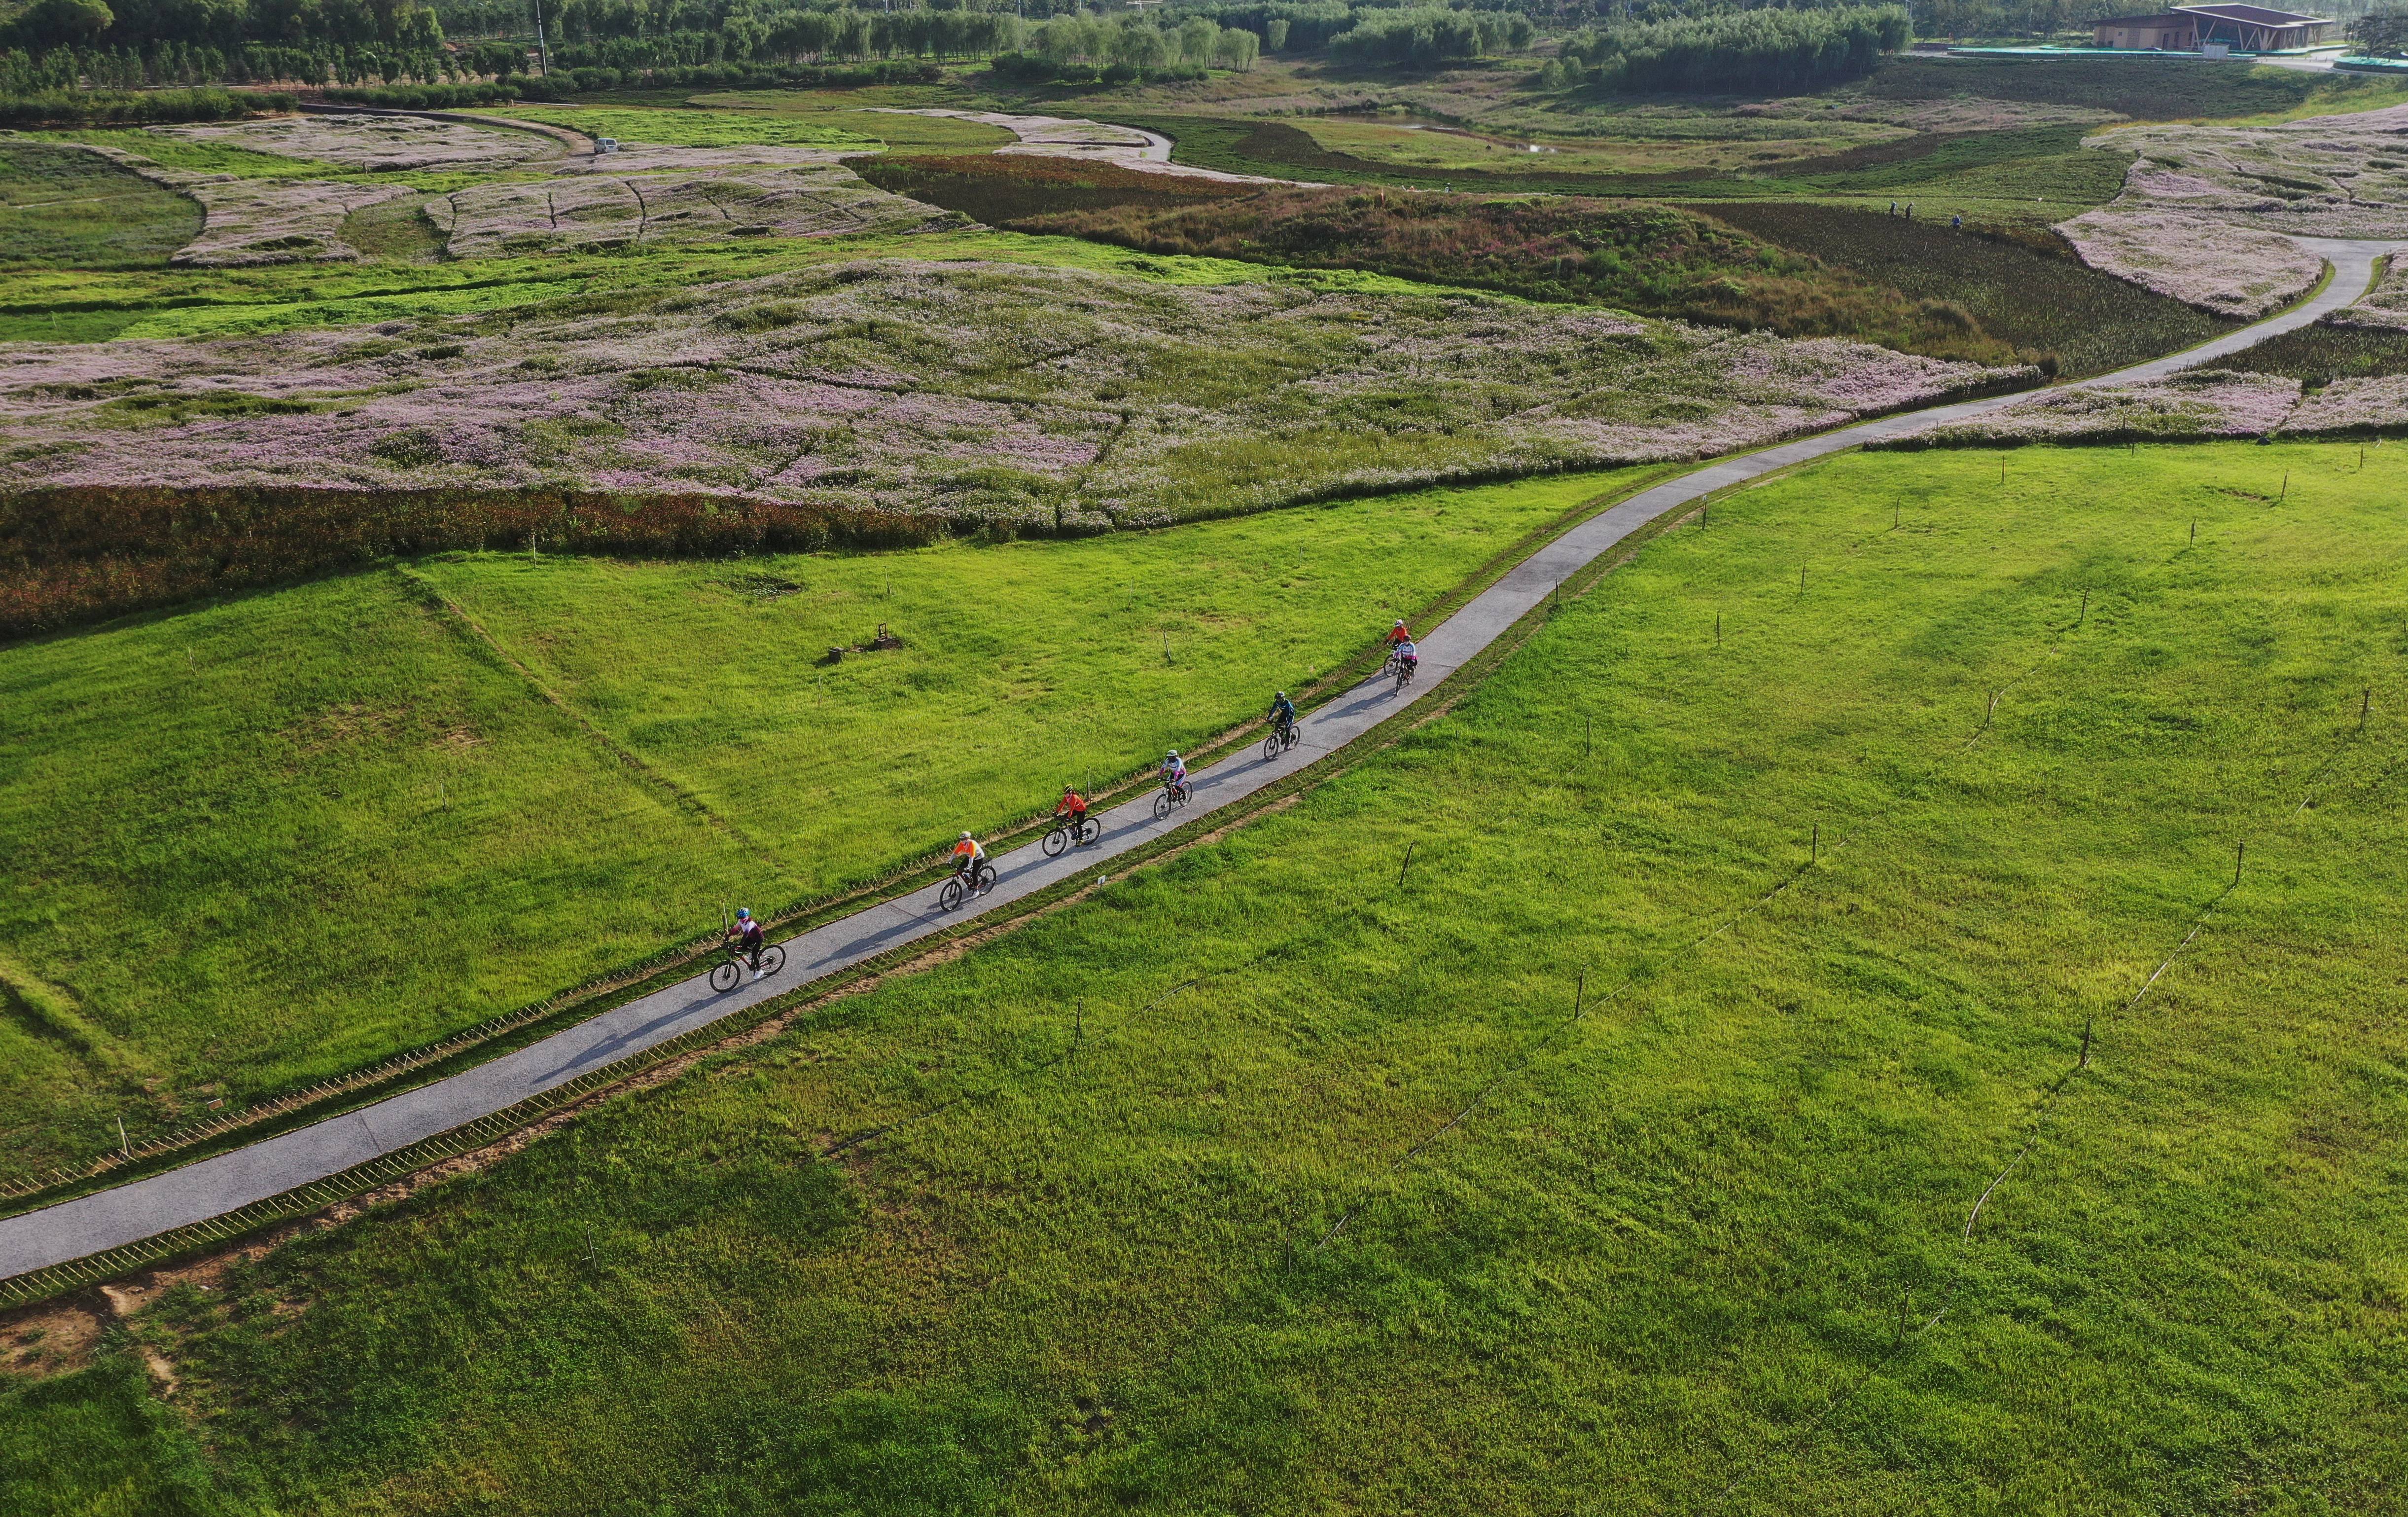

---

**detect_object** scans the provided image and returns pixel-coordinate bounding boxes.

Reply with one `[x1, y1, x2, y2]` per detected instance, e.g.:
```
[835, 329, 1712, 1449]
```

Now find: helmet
[1276, 690, 1287, 698]
[1393, 619, 1405, 627]
[736, 908, 751, 920]
[1167, 749, 1180, 758]
[960, 831, 973, 840]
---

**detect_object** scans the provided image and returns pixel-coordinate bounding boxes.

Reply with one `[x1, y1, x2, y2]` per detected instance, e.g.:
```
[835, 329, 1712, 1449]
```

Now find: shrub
[321, 80, 518, 108]
[1017, 185, 2025, 364]
[849, 152, 1252, 225]
[0, 84, 290, 127]
[1696, 201, 2235, 378]
[0, 487, 948, 638]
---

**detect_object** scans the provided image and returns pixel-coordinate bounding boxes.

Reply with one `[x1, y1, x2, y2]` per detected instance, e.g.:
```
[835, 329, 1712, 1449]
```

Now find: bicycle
[709, 938, 786, 992]
[1262, 717, 1299, 762]
[938, 860, 1000, 911]
[1042, 812, 1102, 856]
[1393, 656, 1417, 695]
[1153, 779, 1191, 820]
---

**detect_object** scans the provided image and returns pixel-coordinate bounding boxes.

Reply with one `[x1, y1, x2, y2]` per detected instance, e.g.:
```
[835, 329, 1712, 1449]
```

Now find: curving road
[1, 237, 2394, 1285]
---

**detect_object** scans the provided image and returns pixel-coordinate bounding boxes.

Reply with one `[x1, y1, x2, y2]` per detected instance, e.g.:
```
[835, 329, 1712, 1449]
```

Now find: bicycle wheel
[1153, 790, 1173, 820]
[976, 863, 999, 893]
[709, 960, 741, 992]
[1078, 816, 1101, 845]
[758, 943, 786, 976]
[1263, 733, 1282, 762]
[1043, 825, 1070, 858]
[939, 877, 966, 912]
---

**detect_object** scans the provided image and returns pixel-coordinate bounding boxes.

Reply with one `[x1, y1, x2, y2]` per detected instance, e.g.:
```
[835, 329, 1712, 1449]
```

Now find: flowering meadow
[2087, 106, 2408, 240]
[0, 256, 2025, 532]
[161, 115, 561, 173]
[1876, 368, 2305, 447]
[434, 154, 959, 256]
[2053, 103, 2408, 315]
[2055, 205, 2324, 319]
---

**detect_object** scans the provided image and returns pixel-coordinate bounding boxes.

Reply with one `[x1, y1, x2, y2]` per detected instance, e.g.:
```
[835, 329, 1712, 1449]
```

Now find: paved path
[1, 239, 2393, 1284]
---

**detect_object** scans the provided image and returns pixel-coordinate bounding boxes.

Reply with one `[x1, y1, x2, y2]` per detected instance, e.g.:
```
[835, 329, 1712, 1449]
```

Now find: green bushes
[1557, 5, 1910, 95]
[2218, 319, 2408, 384]
[1018, 185, 2029, 365]
[1697, 201, 2235, 377]
[0, 84, 289, 127]
[321, 79, 519, 108]
[0, 486, 946, 638]
[1326, 6, 1532, 66]
[851, 151, 1253, 224]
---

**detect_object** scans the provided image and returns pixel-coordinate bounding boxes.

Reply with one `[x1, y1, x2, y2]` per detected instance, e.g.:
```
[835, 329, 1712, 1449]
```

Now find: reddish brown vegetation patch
[0, 485, 947, 638]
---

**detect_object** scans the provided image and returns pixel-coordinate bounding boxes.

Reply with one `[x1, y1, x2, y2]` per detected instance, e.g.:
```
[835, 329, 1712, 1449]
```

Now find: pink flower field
[0, 257, 2029, 528]
[1878, 369, 2306, 447]
[2054, 207, 2324, 319]
[162, 115, 562, 172]
[432, 159, 959, 257]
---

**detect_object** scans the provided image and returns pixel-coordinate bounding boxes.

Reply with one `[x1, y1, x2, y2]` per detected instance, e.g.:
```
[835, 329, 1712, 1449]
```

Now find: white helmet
[959, 831, 973, 840]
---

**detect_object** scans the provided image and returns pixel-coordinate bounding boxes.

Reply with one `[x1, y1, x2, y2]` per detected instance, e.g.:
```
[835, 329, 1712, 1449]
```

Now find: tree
[15, 0, 116, 47]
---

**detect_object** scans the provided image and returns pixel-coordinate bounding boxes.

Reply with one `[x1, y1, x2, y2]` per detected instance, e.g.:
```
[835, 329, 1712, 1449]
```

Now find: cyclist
[951, 831, 987, 891]
[728, 907, 766, 980]
[1386, 618, 1413, 650]
[1055, 783, 1091, 838]
[1160, 748, 1188, 799]
[1394, 639, 1419, 683]
[1267, 689, 1297, 740]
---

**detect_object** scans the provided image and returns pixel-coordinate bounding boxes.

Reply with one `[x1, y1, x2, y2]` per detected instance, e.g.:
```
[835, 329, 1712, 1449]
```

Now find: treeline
[0, 40, 449, 87]
[2350, 8, 2408, 54]
[1328, 6, 1532, 65]
[1551, 4, 1909, 93]
[0, 0, 448, 77]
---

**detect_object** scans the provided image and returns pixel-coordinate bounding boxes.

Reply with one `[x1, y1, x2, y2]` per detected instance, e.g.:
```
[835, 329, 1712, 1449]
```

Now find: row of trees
[4, 0, 444, 54]
[1554, 2, 1907, 92]
[1326, 5, 1533, 62]
[1023, 12, 1260, 68]
[0, 38, 451, 85]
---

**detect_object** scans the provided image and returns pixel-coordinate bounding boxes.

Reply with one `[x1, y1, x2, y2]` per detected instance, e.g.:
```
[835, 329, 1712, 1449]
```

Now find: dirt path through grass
[0, 231, 2395, 1291]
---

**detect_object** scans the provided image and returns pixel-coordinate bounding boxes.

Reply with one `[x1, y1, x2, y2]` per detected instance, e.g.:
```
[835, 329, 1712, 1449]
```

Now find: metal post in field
[1399, 842, 1415, 888]
[116, 1116, 130, 1161]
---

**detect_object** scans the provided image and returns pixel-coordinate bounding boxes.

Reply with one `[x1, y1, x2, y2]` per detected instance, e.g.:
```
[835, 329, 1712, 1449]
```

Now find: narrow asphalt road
[3, 238, 2392, 1283]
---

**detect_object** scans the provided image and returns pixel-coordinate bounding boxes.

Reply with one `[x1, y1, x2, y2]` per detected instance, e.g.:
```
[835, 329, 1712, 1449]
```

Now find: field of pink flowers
[1875, 368, 2305, 447]
[432, 160, 959, 256]
[162, 115, 560, 172]
[2287, 375, 2408, 433]
[0, 257, 2028, 527]
[2054, 206, 2323, 319]
[2089, 107, 2408, 240]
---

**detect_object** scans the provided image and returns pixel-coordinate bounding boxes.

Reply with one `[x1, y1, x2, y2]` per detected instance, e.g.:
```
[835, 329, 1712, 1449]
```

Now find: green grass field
[0, 469, 1647, 1176]
[9, 439, 2403, 1513]
[0, 142, 202, 269]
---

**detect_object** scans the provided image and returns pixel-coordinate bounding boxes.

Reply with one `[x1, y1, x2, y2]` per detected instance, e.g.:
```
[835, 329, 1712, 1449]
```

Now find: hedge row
[0, 487, 946, 638]
[0, 85, 293, 127]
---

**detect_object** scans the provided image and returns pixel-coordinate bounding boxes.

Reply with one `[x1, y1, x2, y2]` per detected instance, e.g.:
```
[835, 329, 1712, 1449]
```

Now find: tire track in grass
[1312, 559, 2116, 1257]
[387, 562, 793, 878]
[1715, 674, 2405, 1507]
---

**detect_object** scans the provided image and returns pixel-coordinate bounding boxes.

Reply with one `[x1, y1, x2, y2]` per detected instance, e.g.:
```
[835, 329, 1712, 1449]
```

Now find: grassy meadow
[7, 440, 2404, 1512]
[0, 469, 1647, 1176]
